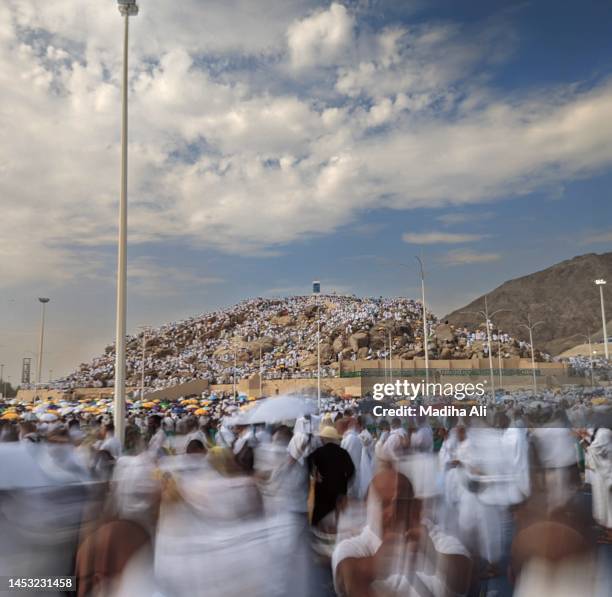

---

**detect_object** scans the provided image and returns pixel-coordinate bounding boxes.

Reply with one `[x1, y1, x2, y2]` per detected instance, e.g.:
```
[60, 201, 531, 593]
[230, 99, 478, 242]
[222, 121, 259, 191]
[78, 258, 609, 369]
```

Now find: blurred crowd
[0, 389, 610, 597]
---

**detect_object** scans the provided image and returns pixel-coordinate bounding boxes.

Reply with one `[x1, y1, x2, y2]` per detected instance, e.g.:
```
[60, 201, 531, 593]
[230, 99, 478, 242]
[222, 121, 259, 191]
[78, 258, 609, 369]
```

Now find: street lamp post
[595, 279, 609, 360]
[415, 256, 429, 386]
[138, 326, 149, 400]
[388, 329, 393, 379]
[462, 297, 510, 401]
[0, 364, 4, 398]
[114, 0, 138, 446]
[519, 315, 545, 398]
[37, 298, 50, 388]
[313, 281, 321, 412]
[578, 333, 595, 387]
[497, 339, 503, 389]
[259, 343, 263, 398]
[233, 347, 237, 398]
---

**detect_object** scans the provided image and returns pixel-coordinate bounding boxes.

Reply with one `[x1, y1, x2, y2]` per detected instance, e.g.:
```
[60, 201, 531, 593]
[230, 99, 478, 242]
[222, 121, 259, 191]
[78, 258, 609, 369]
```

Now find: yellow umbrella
[142, 402, 156, 409]
[185, 404, 198, 411]
[201, 400, 211, 406]
[1, 412, 20, 421]
[194, 408, 208, 416]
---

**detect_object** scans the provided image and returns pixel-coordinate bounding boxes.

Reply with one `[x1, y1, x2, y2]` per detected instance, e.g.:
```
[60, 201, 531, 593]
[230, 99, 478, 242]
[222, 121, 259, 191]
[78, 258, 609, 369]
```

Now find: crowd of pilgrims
[50, 296, 528, 391]
[0, 394, 610, 597]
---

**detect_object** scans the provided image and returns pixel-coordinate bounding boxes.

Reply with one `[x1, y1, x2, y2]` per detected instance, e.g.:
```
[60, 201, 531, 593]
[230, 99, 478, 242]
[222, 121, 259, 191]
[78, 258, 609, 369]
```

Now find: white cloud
[287, 3, 354, 70]
[1, 0, 612, 294]
[402, 231, 487, 244]
[440, 250, 501, 265]
[582, 230, 612, 244]
[127, 257, 224, 297]
[436, 212, 494, 226]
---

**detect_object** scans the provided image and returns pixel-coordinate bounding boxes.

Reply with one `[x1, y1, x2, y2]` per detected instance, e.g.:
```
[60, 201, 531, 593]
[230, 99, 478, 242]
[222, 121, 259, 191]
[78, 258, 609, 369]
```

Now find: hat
[318, 426, 341, 441]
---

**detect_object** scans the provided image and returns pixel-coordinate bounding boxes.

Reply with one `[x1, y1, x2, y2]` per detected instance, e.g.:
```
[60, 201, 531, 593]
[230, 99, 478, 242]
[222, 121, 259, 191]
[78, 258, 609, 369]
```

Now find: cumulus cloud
[582, 230, 612, 245]
[440, 250, 501, 265]
[2, 0, 612, 293]
[287, 3, 354, 70]
[127, 257, 224, 297]
[436, 212, 495, 226]
[402, 231, 487, 244]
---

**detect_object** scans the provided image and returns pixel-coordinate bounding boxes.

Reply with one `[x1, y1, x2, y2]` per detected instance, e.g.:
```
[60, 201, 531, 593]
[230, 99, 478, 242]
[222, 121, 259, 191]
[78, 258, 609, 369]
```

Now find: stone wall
[16, 358, 576, 403]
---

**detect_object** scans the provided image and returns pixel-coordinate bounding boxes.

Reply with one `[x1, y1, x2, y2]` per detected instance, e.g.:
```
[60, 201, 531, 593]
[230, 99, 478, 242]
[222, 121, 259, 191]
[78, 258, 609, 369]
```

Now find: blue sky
[0, 0, 611, 382]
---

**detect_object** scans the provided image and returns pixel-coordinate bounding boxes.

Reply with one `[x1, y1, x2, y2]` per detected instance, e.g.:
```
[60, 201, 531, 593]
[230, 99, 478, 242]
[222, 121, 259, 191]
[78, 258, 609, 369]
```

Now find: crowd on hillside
[49, 296, 532, 392]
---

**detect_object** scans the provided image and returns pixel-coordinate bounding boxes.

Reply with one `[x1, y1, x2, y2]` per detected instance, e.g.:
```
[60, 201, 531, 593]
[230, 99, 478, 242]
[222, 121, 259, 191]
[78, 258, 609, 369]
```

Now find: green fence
[341, 368, 542, 378]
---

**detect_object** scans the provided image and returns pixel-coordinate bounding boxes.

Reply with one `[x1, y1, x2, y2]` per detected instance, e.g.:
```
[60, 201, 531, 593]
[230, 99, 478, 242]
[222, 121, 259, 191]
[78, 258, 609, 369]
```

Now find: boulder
[301, 354, 318, 368]
[369, 334, 386, 351]
[349, 331, 370, 352]
[435, 324, 455, 343]
[213, 346, 232, 358]
[341, 347, 353, 359]
[303, 305, 318, 319]
[439, 347, 452, 359]
[332, 336, 345, 353]
[246, 338, 275, 355]
[237, 351, 251, 363]
[154, 347, 174, 358]
[357, 347, 370, 359]
[320, 343, 333, 362]
[272, 314, 295, 327]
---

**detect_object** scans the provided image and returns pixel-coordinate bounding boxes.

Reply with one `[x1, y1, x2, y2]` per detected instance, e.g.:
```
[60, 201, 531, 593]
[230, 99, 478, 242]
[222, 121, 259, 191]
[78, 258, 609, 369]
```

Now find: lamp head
[118, 0, 139, 16]
[38, 297, 50, 304]
[595, 279, 607, 285]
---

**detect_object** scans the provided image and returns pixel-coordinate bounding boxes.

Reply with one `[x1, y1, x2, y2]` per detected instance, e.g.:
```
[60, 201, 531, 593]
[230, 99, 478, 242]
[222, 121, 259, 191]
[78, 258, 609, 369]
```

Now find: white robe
[154, 465, 274, 597]
[358, 429, 375, 498]
[341, 429, 362, 498]
[587, 428, 612, 528]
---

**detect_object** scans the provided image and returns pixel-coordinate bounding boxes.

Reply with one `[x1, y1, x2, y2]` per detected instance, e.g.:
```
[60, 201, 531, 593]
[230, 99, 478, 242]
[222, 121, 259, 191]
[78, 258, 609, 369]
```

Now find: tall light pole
[595, 279, 609, 360]
[312, 281, 321, 411]
[114, 0, 138, 446]
[578, 332, 595, 387]
[415, 256, 429, 386]
[138, 326, 149, 400]
[37, 298, 50, 387]
[0, 364, 4, 397]
[233, 345, 238, 398]
[259, 343, 263, 398]
[388, 329, 393, 379]
[519, 314, 545, 398]
[462, 297, 510, 401]
[497, 338, 503, 389]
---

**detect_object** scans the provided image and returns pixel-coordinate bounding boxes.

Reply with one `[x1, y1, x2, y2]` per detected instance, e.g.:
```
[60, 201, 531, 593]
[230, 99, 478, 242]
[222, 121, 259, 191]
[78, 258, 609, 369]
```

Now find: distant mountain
[444, 252, 612, 356]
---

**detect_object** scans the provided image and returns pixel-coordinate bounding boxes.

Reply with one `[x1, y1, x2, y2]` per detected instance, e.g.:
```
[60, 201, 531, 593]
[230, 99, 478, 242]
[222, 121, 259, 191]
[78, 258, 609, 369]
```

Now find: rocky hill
[59, 295, 533, 390]
[444, 252, 612, 356]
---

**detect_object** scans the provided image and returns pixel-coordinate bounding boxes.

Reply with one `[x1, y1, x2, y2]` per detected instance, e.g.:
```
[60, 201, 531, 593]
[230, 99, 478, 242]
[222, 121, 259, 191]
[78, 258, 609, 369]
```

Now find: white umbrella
[245, 395, 317, 424]
[38, 412, 58, 422]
